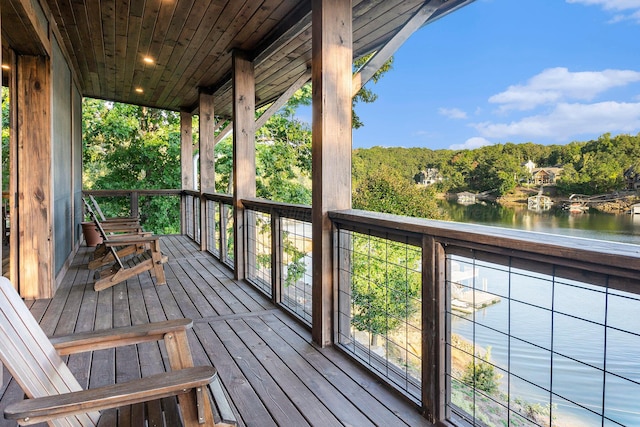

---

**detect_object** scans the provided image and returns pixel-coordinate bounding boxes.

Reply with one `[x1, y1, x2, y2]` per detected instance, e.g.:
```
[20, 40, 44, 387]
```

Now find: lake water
[440, 201, 640, 426]
[438, 200, 640, 244]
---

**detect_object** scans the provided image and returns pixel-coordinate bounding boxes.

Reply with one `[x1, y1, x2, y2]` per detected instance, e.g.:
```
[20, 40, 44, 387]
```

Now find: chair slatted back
[88, 195, 107, 222]
[0, 277, 101, 426]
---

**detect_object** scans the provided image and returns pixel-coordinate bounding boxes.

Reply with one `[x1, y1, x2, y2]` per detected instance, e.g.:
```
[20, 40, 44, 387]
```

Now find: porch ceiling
[4, 0, 475, 116]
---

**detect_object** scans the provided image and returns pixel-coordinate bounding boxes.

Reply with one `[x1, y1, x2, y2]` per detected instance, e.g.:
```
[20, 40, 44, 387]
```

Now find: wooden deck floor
[0, 235, 429, 426]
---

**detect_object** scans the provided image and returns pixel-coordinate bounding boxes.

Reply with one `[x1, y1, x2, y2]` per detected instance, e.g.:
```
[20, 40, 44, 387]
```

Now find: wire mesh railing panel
[222, 203, 234, 268]
[246, 210, 272, 296]
[279, 217, 313, 324]
[194, 197, 201, 244]
[138, 195, 181, 234]
[446, 252, 640, 427]
[336, 228, 422, 402]
[206, 199, 220, 257]
[185, 194, 194, 239]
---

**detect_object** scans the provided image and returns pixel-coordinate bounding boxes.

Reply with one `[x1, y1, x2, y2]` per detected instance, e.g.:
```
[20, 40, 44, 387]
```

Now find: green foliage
[354, 132, 640, 197]
[462, 347, 501, 394]
[353, 165, 444, 219]
[350, 233, 421, 336]
[82, 99, 182, 233]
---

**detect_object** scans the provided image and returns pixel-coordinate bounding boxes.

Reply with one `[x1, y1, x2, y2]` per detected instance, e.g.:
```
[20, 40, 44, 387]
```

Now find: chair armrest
[4, 366, 217, 426]
[103, 235, 160, 247]
[50, 319, 192, 355]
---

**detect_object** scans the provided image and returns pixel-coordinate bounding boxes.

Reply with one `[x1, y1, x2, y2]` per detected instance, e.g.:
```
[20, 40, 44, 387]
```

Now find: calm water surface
[439, 201, 640, 426]
[438, 200, 640, 244]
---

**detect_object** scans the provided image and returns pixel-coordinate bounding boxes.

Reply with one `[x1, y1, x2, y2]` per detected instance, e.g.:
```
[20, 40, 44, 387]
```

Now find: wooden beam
[232, 50, 255, 281]
[16, 55, 53, 298]
[311, 0, 352, 347]
[199, 92, 215, 251]
[181, 111, 194, 190]
[181, 111, 194, 236]
[255, 68, 311, 130]
[214, 122, 232, 145]
[353, 0, 443, 96]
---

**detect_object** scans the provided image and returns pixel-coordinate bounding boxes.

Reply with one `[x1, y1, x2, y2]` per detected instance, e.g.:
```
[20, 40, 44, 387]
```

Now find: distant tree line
[353, 133, 640, 197]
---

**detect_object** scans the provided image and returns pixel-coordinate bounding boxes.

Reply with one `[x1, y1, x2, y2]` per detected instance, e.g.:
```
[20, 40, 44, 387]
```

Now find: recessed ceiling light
[135, 87, 144, 93]
[143, 56, 154, 64]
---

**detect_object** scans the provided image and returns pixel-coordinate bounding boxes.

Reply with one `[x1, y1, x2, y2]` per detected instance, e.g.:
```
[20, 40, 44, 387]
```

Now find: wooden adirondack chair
[82, 205, 168, 291]
[0, 277, 236, 427]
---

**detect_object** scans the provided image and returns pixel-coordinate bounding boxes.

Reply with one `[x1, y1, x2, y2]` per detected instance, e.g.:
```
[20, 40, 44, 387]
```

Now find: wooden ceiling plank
[167, 0, 264, 101]
[138, 0, 180, 100]
[168, 0, 255, 91]
[150, 0, 230, 107]
[100, 0, 117, 100]
[113, 0, 131, 101]
[353, 4, 422, 57]
[122, 15, 142, 98]
[46, 0, 86, 92]
[239, 0, 300, 50]
[145, 0, 196, 106]
[353, 0, 443, 95]
[84, 0, 106, 97]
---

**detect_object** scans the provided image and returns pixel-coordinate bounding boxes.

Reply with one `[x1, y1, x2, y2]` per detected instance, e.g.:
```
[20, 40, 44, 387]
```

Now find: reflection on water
[438, 200, 640, 244]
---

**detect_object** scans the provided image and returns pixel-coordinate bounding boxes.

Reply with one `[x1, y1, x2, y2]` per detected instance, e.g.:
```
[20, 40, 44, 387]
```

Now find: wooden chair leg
[150, 240, 167, 285]
[164, 330, 216, 427]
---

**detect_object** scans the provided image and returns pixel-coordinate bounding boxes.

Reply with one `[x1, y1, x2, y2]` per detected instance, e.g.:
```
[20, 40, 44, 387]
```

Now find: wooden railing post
[422, 236, 446, 422]
[130, 191, 139, 218]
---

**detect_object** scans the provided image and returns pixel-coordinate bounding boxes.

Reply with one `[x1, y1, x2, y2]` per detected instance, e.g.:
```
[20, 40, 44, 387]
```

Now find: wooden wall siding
[52, 34, 73, 276]
[31, 0, 475, 115]
[16, 55, 54, 298]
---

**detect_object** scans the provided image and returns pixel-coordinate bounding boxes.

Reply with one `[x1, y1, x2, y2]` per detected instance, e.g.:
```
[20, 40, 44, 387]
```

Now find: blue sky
[348, 0, 640, 150]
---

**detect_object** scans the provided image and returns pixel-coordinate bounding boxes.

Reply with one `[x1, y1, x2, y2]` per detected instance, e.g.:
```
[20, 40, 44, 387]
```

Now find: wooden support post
[8, 49, 18, 289]
[422, 236, 446, 422]
[232, 50, 255, 281]
[311, 0, 352, 346]
[199, 91, 215, 251]
[16, 55, 54, 298]
[180, 111, 194, 235]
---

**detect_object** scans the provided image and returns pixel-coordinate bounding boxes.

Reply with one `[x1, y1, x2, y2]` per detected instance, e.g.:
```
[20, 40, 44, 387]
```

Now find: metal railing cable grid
[194, 196, 201, 244]
[278, 217, 313, 325]
[445, 252, 639, 427]
[246, 209, 272, 296]
[222, 203, 235, 268]
[184, 194, 194, 238]
[336, 228, 422, 402]
[138, 194, 181, 234]
[205, 199, 220, 257]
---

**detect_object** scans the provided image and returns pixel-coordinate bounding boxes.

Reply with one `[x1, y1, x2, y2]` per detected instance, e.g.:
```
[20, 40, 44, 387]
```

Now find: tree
[82, 100, 182, 233]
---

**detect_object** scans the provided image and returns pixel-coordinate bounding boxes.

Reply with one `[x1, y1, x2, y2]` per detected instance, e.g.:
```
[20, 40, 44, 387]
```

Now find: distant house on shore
[623, 166, 640, 190]
[530, 167, 563, 186]
[415, 168, 443, 186]
[456, 192, 476, 205]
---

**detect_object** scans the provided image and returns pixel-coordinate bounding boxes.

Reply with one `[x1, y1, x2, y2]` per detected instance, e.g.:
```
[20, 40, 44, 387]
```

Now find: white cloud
[567, 0, 640, 12]
[449, 137, 493, 150]
[489, 68, 640, 111]
[567, 0, 640, 23]
[473, 101, 640, 141]
[439, 107, 468, 119]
